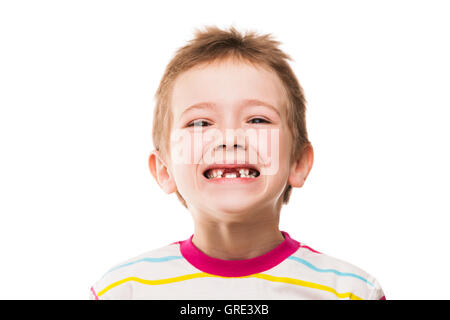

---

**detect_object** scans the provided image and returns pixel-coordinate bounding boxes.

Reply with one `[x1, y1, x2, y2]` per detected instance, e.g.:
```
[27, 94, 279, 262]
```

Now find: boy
[89, 25, 385, 300]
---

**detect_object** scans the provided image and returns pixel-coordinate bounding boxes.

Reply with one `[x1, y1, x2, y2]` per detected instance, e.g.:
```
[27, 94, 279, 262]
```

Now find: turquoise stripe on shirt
[287, 256, 374, 287]
[101, 256, 184, 278]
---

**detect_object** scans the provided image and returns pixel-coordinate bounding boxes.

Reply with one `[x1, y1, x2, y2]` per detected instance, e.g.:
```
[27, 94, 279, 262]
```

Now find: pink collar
[179, 230, 300, 277]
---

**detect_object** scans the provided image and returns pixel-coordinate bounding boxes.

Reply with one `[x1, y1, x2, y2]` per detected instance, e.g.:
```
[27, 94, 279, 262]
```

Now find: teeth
[239, 169, 250, 177]
[213, 169, 223, 178]
[206, 168, 258, 179]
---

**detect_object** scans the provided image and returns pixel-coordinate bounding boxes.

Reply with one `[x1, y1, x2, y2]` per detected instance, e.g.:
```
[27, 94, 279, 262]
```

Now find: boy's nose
[215, 143, 244, 150]
[212, 143, 247, 163]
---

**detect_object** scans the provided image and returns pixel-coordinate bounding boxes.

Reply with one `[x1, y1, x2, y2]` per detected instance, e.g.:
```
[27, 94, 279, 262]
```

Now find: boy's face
[151, 59, 312, 219]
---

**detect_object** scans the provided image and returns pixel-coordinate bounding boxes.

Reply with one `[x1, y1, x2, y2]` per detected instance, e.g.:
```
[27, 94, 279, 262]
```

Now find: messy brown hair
[152, 25, 310, 208]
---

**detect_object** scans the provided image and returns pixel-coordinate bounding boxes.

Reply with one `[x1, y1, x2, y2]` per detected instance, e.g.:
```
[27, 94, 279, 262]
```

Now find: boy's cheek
[170, 129, 196, 165]
[257, 128, 281, 177]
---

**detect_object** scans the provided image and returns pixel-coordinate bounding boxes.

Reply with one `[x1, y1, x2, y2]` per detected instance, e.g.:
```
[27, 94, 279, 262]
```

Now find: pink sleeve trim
[91, 286, 99, 300]
[300, 244, 322, 254]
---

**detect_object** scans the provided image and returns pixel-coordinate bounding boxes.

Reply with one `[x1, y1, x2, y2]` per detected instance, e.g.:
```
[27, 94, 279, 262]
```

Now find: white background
[0, 0, 449, 299]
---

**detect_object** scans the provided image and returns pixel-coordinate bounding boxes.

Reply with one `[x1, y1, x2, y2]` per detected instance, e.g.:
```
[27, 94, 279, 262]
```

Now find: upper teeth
[206, 168, 257, 179]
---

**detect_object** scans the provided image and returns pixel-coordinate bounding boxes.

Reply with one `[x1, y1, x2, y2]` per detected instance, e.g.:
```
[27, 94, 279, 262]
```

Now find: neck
[191, 214, 285, 260]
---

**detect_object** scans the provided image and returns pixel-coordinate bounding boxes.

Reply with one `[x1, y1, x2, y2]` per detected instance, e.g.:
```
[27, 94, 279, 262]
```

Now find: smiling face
[153, 58, 307, 221]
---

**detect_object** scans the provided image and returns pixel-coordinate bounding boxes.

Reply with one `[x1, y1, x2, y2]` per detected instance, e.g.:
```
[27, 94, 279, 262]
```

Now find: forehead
[170, 60, 287, 119]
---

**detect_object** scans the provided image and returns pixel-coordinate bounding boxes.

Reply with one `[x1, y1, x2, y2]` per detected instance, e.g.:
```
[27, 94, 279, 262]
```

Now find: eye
[249, 117, 271, 124]
[187, 119, 211, 127]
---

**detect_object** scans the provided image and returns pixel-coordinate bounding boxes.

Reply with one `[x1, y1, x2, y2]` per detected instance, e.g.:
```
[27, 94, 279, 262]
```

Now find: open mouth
[203, 166, 261, 180]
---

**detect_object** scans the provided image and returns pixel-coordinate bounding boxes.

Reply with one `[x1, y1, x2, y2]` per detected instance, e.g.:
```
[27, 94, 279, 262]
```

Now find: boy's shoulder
[282, 242, 386, 300]
[90, 240, 188, 300]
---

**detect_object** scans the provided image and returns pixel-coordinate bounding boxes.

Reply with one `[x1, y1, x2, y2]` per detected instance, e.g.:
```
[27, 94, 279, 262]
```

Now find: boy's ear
[288, 144, 314, 188]
[148, 150, 177, 194]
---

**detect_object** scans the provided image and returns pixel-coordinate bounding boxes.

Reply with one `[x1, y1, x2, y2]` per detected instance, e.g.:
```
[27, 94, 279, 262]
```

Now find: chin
[205, 198, 259, 215]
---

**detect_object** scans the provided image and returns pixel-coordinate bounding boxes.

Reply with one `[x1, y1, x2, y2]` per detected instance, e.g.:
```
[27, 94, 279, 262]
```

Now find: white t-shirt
[90, 230, 386, 300]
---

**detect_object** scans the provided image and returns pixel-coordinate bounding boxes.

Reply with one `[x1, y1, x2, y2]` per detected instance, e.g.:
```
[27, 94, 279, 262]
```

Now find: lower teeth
[208, 173, 256, 179]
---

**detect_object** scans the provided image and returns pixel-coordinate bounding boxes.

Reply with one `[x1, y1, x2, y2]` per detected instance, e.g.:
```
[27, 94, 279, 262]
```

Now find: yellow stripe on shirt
[97, 272, 362, 300]
[97, 272, 215, 297]
[251, 273, 362, 300]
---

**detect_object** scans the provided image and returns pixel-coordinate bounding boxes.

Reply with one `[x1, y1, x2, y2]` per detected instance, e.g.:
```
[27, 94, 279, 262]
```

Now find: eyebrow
[179, 99, 281, 118]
